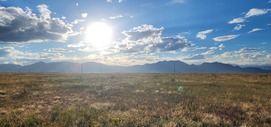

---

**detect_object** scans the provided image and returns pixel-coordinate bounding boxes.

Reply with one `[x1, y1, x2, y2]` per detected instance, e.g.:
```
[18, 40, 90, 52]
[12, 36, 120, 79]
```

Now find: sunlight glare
[85, 22, 112, 48]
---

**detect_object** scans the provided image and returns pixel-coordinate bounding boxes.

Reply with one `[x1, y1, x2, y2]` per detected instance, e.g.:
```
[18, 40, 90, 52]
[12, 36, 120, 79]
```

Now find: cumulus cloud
[228, 17, 246, 24]
[106, 0, 112, 2]
[196, 29, 213, 40]
[81, 13, 88, 18]
[248, 28, 263, 33]
[116, 24, 191, 54]
[245, 8, 270, 18]
[153, 36, 191, 52]
[234, 24, 245, 31]
[213, 35, 239, 42]
[110, 15, 123, 19]
[122, 24, 163, 43]
[0, 5, 73, 43]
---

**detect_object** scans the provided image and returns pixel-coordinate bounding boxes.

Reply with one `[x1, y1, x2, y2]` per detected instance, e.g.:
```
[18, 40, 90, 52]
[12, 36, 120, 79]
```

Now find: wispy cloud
[228, 17, 245, 24]
[184, 54, 205, 60]
[67, 42, 85, 48]
[245, 8, 270, 18]
[238, 47, 258, 53]
[0, 47, 12, 57]
[233, 24, 245, 31]
[196, 29, 213, 40]
[106, 0, 123, 3]
[168, 0, 188, 4]
[213, 35, 239, 42]
[110, 15, 123, 19]
[248, 28, 263, 33]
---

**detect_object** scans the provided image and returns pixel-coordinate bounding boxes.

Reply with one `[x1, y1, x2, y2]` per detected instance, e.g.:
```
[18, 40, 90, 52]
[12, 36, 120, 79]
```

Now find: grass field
[0, 73, 270, 127]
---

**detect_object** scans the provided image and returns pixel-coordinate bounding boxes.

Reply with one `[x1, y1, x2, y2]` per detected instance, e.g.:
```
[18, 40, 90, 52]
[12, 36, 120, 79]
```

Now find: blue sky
[0, 0, 270, 66]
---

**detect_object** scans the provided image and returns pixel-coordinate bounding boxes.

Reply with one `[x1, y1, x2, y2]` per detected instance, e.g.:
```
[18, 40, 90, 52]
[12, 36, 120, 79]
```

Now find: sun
[85, 22, 112, 48]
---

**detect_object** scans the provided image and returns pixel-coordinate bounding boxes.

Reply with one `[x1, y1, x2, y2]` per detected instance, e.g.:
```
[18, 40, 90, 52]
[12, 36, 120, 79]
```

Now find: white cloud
[116, 24, 192, 54]
[61, 16, 66, 20]
[76, 2, 79, 6]
[81, 13, 88, 18]
[184, 54, 205, 60]
[210, 48, 271, 65]
[202, 49, 215, 55]
[248, 28, 263, 33]
[45, 48, 73, 53]
[110, 15, 123, 19]
[228, 17, 245, 24]
[238, 47, 258, 53]
[37, 4, 51, 20]
[106, 0, 123, 3]
[122, 24, 163, 43]
[0, 5, 73, 43]
[71, 19, 85, 25]
[213, 35, 239, 42]
[67, 42, 85, 48]
[196, 29, 213, 40]
[218, 44, 225, 50]
[201, 44, 224, 56]
[0, 47, 12, 57]
[233, 24, 245, 31]
[245, 8, 270, 18]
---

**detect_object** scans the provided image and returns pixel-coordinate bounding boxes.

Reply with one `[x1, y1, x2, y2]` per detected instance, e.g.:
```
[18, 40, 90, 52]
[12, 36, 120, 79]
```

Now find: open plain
[0, 73, 270, 127]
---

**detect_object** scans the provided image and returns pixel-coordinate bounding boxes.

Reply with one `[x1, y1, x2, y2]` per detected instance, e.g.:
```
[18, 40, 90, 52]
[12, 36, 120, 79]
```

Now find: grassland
[0, 73, 270, 127]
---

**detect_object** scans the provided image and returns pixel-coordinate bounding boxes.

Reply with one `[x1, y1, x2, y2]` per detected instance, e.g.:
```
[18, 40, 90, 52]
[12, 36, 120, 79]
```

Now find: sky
[0, 0, 271, 66]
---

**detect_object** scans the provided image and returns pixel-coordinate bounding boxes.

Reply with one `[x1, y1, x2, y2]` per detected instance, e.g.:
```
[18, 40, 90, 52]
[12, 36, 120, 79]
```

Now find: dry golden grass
[0, 73, 270, 127]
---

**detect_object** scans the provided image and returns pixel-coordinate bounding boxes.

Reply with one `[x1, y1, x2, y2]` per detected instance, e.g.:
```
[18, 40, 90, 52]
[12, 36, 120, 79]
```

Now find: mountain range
[0, 61, 270, 73]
